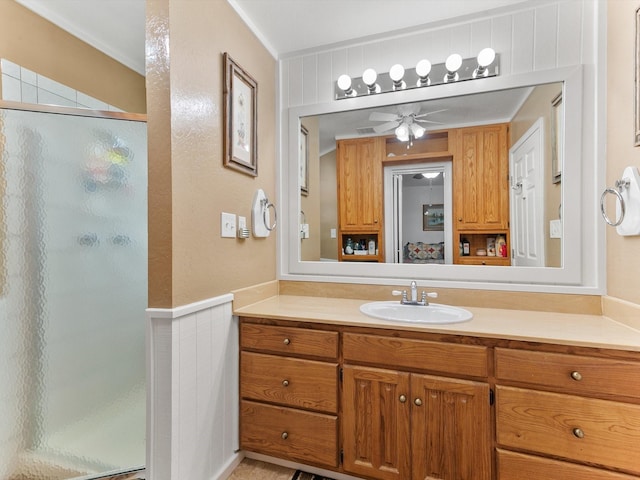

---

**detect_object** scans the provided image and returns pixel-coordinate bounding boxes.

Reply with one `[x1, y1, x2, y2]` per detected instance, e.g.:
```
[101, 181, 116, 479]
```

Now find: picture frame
[423, 204, 444, 231]
[300, 125, 309, 196]
[551, 92, 563, 184]
[223, 52, 258, 176]
[636, 7, 640, 146]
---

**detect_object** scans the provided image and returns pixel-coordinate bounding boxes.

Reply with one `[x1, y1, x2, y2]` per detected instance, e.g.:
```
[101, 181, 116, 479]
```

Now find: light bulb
[445, 54, 462, 73]
[395, 123, 409, 141]
[422, 172, 440, 179]
[337, 74, 352, 91]
[416, 59, 432, 78]
[389, 64, 405, 82]
[362, 68, 377, 86]
[411, 123, 425, 138]
[477, 48, 496, 68]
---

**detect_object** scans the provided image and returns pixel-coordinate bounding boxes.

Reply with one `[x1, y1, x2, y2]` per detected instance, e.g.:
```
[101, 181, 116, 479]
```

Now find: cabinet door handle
[283, 338, 291, 345]
[399, 395, 407, 403]
[570, 371, 583, 381]
[414, 398, 423, 406]
[282, 380, 289, 387]
[281, 432, 288, 440]
[572, 428, 585, 439]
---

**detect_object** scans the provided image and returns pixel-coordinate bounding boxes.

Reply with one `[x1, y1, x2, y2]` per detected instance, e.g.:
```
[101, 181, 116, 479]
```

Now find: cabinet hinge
[340, 368, 343, 382]
[340, 449, 344, 465]
[489, 388, 495, 406]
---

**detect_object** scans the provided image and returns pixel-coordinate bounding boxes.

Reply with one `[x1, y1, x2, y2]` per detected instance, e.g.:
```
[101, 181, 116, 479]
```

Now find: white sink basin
[359, 301, 473, 324]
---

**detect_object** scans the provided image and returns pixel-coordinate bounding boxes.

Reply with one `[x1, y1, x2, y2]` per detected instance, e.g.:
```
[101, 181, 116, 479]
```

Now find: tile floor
[226, 458, 295, 480]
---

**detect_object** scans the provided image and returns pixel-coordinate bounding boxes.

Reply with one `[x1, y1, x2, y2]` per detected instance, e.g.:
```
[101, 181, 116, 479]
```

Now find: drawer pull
[282, 380, 289, 387]
[572, 428, 585, 439]
[283, 338, 291, 345]
[414, 398, 423, 406]
[399, 395, 407, 403]
[281, 432, 288, 440]
[570, 371, 583, 381]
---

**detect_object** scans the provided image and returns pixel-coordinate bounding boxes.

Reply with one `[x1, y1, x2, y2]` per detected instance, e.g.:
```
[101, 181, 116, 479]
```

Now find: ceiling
[14, 0, 533, 75]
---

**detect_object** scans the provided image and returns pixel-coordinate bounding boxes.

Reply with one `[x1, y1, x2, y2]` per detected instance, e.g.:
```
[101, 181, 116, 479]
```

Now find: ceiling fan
[368, 104, 447, 144]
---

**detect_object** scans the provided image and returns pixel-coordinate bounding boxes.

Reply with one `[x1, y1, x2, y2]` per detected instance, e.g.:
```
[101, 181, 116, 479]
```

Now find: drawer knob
[570, 371, 583, 381]
[283, 338, 290, 345]
[282, 380, 289, 387]
[281, 432, 288, 440]
[399, 395, 407, 403]
[414, 398, 423, 406]
[572, 428, 585, 439]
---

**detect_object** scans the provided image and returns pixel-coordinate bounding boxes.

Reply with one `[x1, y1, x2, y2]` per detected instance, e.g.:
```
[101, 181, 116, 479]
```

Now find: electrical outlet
[221, 212, 236, 238]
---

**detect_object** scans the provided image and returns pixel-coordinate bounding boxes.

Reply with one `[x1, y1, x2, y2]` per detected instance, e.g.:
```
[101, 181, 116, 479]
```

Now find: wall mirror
[286, 67, 589, 290]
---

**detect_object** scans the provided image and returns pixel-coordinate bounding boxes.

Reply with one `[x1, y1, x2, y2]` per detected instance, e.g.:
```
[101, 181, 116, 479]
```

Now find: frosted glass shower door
[0, 107, 147, 479]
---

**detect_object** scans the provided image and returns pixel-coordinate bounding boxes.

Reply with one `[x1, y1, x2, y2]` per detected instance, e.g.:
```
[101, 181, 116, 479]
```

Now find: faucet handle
[391, 290, 404, 296]
[425, 292, 438, 298]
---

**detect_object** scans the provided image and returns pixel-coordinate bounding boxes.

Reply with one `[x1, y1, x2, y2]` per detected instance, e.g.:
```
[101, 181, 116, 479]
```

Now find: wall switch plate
[330, 228, 336, 239]
[549, 219, 562, 238]
[221, 212, 236, 238]
[301, 223, 310, 239]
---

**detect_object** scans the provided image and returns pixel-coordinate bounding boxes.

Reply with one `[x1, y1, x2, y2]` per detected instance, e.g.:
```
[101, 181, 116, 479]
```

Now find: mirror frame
[280, 66, 601, 293]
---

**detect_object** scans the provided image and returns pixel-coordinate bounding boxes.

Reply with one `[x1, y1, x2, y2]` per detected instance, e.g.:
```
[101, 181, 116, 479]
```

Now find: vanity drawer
[343, 332, 488, 378]
[496, 386, 640, 475]
[240, 400, 338, 468]
[241, 323, 339, 359]
[495, 348, 640, 399]
[240, 352, 338, 413]
[497, 449, 639, 480]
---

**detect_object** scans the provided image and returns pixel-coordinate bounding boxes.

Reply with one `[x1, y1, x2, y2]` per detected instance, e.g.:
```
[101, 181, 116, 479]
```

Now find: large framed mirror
[283, 66, 598, 292]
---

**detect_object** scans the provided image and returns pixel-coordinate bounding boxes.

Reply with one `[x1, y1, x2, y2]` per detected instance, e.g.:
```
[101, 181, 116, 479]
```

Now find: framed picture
[551, 92, 563, 184]
[636, 7, 640, 146]
[300, 125, 309, 196]
[423, 204, 444, 231]
[223, 52, 258, 176]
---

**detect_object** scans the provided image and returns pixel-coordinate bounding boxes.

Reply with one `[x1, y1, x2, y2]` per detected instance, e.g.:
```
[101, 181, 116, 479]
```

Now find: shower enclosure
[0, 105, 147, 479]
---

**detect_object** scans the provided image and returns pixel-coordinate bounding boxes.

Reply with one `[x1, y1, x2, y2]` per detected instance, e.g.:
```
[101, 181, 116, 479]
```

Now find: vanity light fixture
[334, 49, 500, 99]
[444, 53, 463, 83]
[473, 47, 496, 78]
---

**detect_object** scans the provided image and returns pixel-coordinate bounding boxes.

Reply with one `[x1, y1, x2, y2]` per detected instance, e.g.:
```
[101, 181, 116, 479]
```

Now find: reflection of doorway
[383, 162, 453, 264]
[510, 118, 545, 266]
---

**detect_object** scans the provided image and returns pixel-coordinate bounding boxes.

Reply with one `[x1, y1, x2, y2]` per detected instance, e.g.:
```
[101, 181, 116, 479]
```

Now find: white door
[510, 118, 545, 266]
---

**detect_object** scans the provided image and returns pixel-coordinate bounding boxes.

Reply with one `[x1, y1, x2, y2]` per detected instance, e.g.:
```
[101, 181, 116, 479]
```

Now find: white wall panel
[302, 55, 318, 106]
[534, 4, 559, 71]
[146, 294, 240, 480]
[511, 10, 536, 74]
[317, 52, 333, 104]
[287, 57, 304, 108]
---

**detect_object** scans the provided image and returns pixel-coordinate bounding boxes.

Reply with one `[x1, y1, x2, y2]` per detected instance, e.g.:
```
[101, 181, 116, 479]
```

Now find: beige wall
[320, 150, 338, 260]
[301, 117, 321, 261]
[607, 1, 640, 306]
[0, 1, 146, 113]
[510, 83, 563, 268]
[147, 0, 276, 308]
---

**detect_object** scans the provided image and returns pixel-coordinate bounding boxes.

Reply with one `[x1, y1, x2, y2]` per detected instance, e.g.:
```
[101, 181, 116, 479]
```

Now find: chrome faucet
[392, 281, 438, 306]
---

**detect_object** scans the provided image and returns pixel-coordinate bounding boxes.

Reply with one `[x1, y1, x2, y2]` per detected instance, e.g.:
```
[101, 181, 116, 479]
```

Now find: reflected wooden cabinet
[336, 137, 384, 262]
[453, 124, 510, 265]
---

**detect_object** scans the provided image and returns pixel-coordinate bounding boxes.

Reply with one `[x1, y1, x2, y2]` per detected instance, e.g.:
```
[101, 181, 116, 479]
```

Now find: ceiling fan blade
[415, 119, 444, 125]
[414, 109, 448, 118]
[369, 112, 399, 122]
[373, 121, 400, 133]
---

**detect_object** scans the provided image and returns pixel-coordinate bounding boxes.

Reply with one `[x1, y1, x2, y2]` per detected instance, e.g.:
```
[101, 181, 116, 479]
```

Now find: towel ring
[600, 178, 630, 227]
[264, 202, 277, 231]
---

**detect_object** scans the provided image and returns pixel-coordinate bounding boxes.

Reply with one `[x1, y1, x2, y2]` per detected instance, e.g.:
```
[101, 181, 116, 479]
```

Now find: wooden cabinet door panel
[497, 386, 640, 475]
[240, 352, 338, 413]
[342, 365, 411, 480]
[411, 374, 492, 480]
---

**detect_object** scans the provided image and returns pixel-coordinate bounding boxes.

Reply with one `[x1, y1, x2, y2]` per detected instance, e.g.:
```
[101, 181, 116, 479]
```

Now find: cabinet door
[337, 138, 383, 230]
[342, 365, 411, 480]
[454, 124, 509, 230]
[411, 374, 492, 480]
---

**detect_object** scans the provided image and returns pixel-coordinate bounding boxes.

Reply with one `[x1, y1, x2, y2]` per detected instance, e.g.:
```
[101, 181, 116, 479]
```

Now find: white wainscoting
[146, 294, 241, 480]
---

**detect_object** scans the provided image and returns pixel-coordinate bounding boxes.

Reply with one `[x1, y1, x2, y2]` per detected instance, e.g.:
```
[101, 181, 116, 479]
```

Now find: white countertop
[234, 295, 640, 352]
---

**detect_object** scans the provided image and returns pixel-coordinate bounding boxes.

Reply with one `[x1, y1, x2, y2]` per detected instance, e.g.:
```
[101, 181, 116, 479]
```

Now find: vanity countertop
[234, 295, 640, 352]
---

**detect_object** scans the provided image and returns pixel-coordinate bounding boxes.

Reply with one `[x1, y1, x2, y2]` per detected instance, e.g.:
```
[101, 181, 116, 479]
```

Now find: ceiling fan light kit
[335, 48, 499, 100]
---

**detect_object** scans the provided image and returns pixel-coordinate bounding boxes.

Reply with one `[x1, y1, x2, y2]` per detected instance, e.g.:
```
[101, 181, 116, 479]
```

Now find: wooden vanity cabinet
[336, 137, 385, 262]
[342, 333, 492, 480]
[495, 347, 640, 478]
[239, 322, 340, 468]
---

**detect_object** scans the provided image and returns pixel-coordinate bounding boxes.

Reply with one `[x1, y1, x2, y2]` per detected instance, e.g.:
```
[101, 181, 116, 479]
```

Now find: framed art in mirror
[423, 204, 444, 231]
[223, 52, 258, 176]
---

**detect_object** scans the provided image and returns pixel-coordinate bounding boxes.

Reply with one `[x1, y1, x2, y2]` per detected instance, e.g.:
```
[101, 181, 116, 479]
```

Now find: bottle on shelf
[345, 237, 354, 255]
[462, 237, 470, 256]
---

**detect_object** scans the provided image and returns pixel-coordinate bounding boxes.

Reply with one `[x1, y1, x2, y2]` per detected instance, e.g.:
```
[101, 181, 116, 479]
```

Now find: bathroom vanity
[237, 295, 640, 480]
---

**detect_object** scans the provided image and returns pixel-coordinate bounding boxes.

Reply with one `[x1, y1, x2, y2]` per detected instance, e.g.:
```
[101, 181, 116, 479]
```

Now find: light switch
[330, 228, 337, 239]
[549, 219, 562, 239]
[301, 223, 310, 238]
[221, 212, 236, 238]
